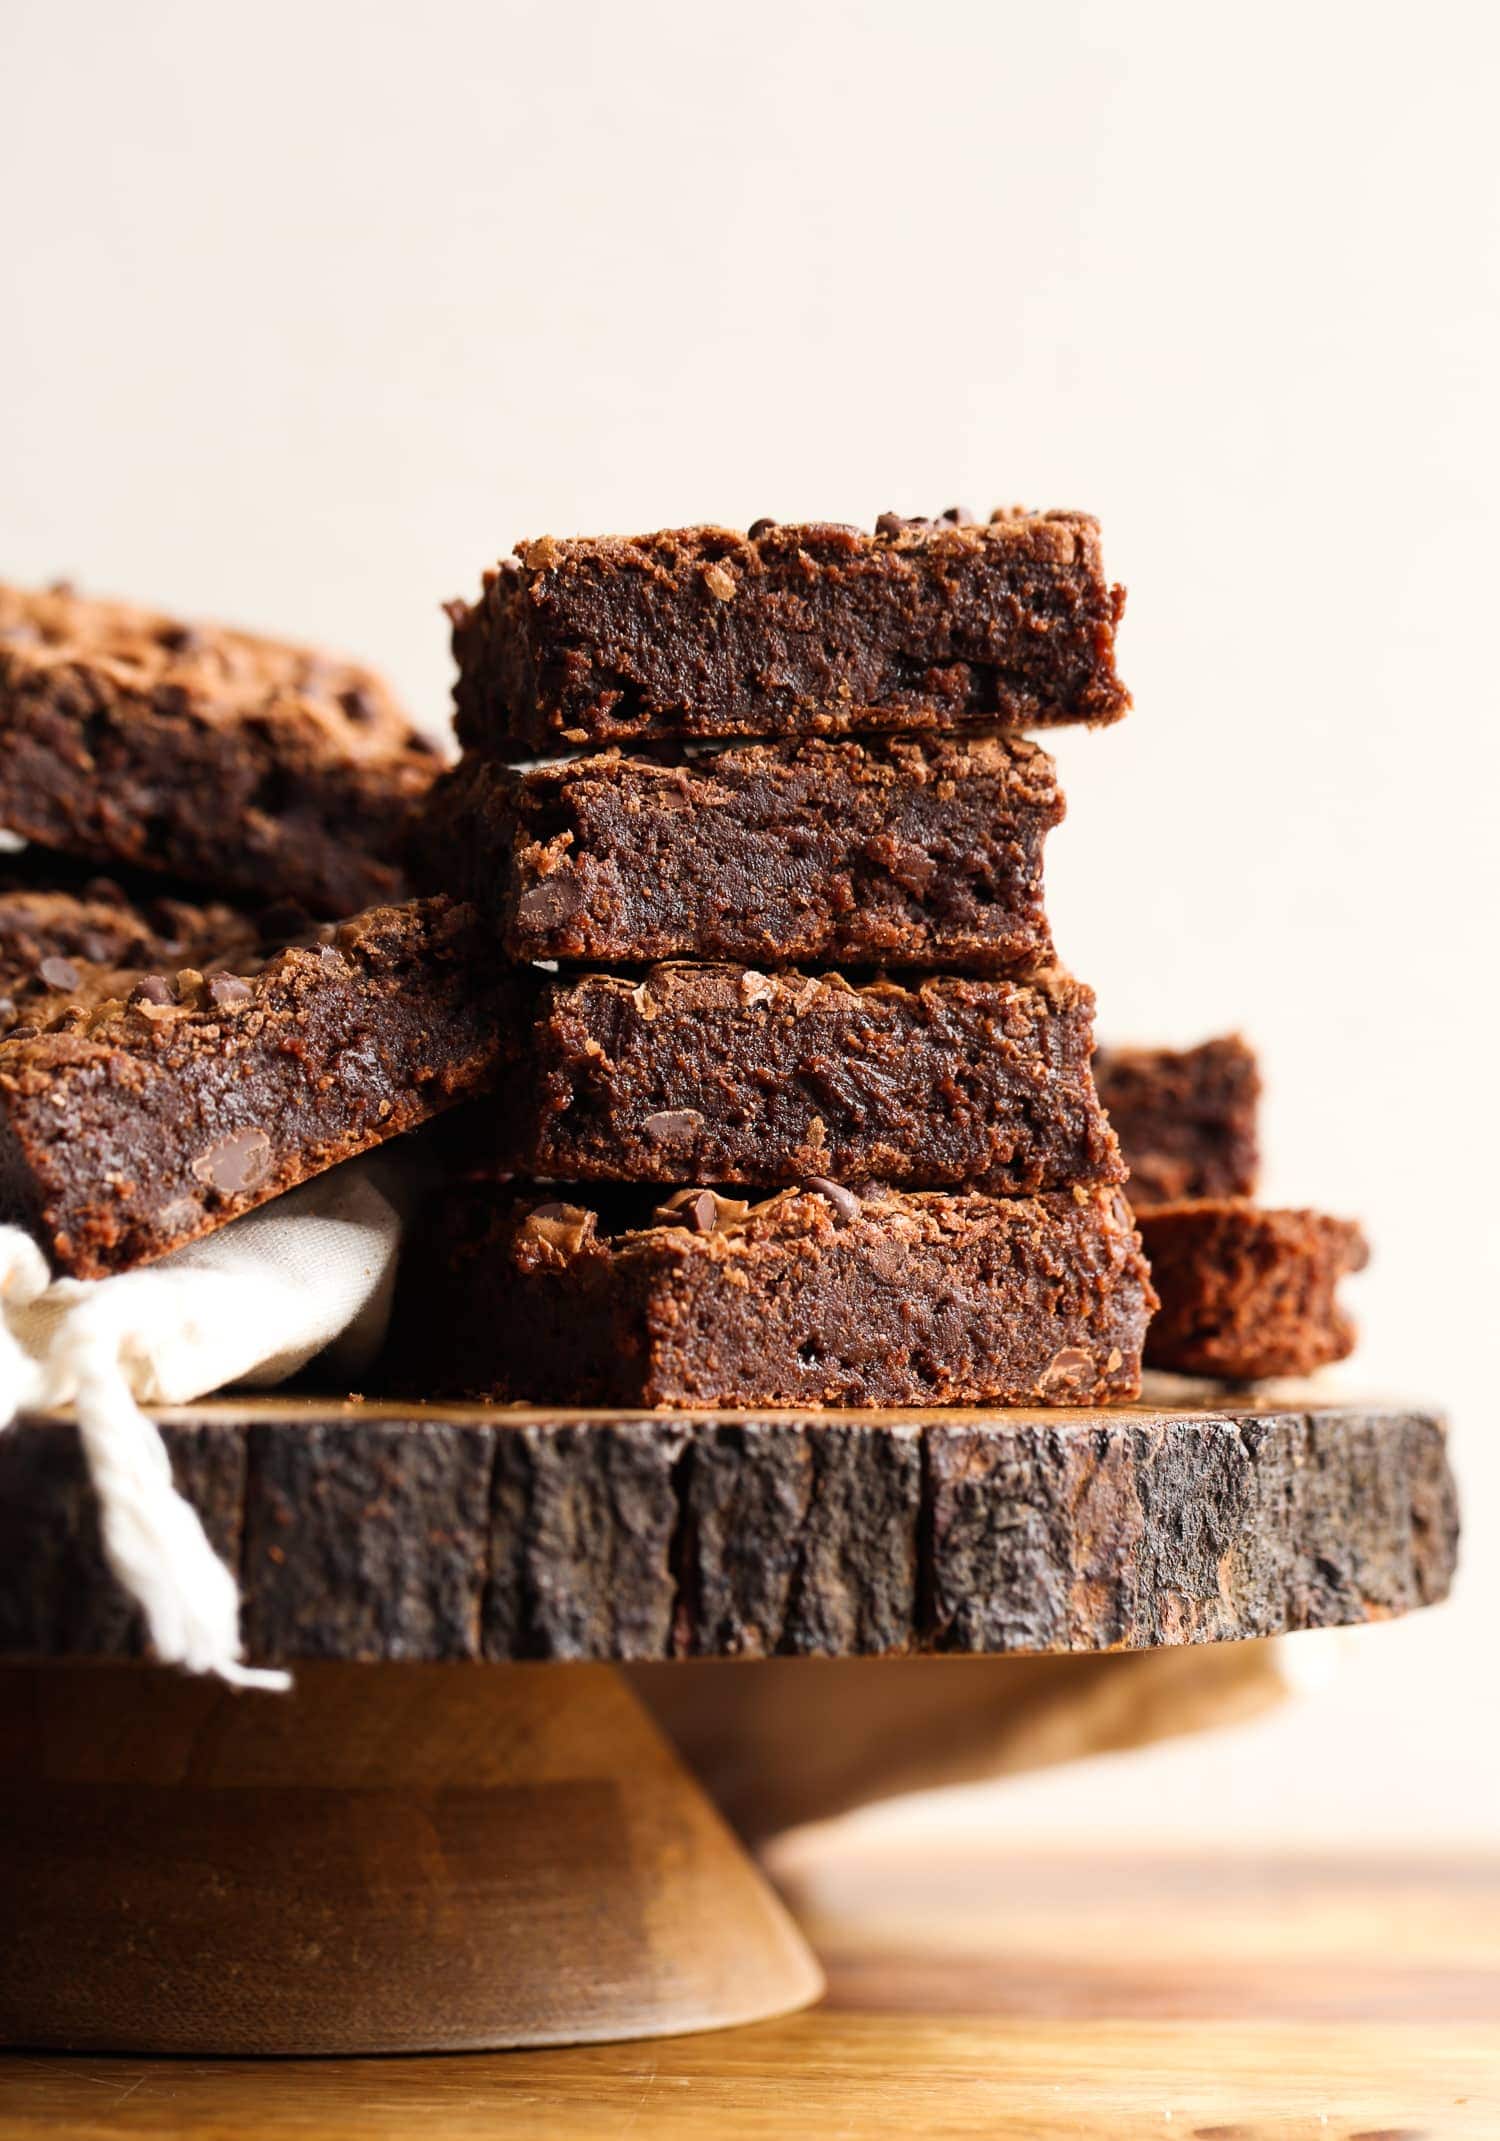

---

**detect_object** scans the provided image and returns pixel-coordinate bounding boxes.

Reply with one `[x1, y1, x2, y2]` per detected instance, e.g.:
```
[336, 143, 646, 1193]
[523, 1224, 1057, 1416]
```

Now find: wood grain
[0, 1843, 1492, 2136]
[0, 1661, 822, 2055]
[0, 1396, 1457, 1665]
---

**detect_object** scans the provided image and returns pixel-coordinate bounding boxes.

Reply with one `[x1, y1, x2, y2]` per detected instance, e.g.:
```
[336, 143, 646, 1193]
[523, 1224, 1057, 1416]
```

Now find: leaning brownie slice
[0, 898, 513, 1277]
[1095, 1036, 1261, 1207]
[391, 1181, 1155, 1408]
[450, 509, 1129, 757]
[425, 732, 1061, 972]
[0, 872, 259, 1038]
[0, 582, 444, 916]
[485, 962, 1123, 1194]
[1139, 1199, 1368, 1379]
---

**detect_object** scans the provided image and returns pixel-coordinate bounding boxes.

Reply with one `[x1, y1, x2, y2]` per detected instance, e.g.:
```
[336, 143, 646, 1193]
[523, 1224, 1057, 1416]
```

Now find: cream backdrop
[4, 0, 1497, 1841]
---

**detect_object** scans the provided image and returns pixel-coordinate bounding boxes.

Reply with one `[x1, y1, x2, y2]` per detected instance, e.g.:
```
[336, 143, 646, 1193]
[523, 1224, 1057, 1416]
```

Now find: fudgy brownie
[424, 732, 1062, 971]
[1138, 1199, 1368, 1379]
[0, 898, 514, 1278]
[0, 582, 445, 916]
[390, 1181, 1155, 1408]
[482, 962, 1123, 1193]
[450, 509, 1129, 757]
[1095, 1036, 1261, 1207]
[0, 874, 259, 1038]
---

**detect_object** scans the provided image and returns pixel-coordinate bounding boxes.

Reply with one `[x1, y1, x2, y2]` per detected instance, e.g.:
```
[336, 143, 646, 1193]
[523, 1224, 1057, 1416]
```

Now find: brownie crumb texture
[1139, 1199, 1368, 1379]
[0, 581, 445, 915]
[0, 896, 514, 1278]
[1095, 1035, 1261, 1207]
[387, 1180, 1156, 1409]
[478, 961, 1124, 1195]
[419, 731, 1064, 972]
[450, 508, 1129, 757]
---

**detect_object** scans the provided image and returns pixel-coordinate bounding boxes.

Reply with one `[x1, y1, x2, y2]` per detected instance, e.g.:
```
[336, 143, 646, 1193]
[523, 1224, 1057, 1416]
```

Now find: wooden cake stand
[0, 1394, 1456, 2057]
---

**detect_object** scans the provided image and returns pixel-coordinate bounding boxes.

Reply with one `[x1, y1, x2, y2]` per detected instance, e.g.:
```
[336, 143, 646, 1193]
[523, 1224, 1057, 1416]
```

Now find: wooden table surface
[0, 1838, 1494, 2139]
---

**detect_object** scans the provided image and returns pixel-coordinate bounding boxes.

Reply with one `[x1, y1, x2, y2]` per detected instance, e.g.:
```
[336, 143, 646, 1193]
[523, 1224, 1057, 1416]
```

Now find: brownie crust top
[0, 582, 432, 765]
[0, 582, 445, 915]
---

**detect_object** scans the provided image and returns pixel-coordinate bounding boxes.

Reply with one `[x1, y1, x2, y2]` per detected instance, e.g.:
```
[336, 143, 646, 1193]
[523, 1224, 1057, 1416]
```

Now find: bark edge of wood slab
[0, 1397, 1457, 1664]
[0, 1660, 824, 2055]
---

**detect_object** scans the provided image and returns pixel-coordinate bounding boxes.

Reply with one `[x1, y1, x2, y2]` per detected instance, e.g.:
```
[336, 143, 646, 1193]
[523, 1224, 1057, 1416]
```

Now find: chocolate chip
[129, 974, 175, 1006]
[1038, 1345, 1094, 1389]
[641, 1108, 704, 1141]
[875, 512, 909, 537]
[157, 622, 204, 656]
[654, 1188, 751, 1235]
[78, 931, 118, 966]
[687, 1190, 721, 1234]
[208, 974, 254, 1010]
[747, 518, 777, 539]
[37, 956, 80, 992]
[515, 877, 584, 928]
[47, 579, 77, 598]
[339, 684, 380, 726]
[939, 506, 975, 524]
[803, 1176, 863, 1225]
[191, 1127, 273, 1196]
[5, 1022, 37, 1041]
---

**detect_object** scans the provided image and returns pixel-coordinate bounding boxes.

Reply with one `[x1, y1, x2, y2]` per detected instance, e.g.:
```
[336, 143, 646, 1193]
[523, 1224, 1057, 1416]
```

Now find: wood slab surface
[0, 1841, 1492, 2137]
[0, 1394, 1456, 1665]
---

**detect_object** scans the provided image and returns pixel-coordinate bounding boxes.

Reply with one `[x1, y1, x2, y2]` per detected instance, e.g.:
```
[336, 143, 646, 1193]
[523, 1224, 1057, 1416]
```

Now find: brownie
[1138, 1200, 1368, 1379]
[1095, 1036, 1261, 1207]
[0, 898, 514, 1278]
[424, 732, 1062, 972]
[390, 1181, 1155, 1408]
[480, 962, 1123, 1194]
[450, 509, 1129, 757]
[0, 582, 446, 916]
[0, 875, 260, 1038]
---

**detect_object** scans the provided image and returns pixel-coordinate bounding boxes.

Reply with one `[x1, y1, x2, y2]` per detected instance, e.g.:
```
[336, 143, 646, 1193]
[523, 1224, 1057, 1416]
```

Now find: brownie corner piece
[1095, 1034, 1261, 1207]
[0, 895, 512, 1278]
[1138, 1198, 1369, 1380]
[0, 581, 447, 915]
[450, 507, 1129, 756]
[392, 1180, 1154, 1409]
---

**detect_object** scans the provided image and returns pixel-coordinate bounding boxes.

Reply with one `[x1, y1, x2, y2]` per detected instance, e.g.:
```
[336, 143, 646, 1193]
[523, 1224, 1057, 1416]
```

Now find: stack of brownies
[1095, 1036, 1368, 1380]
[397, 509, 1158, 1407]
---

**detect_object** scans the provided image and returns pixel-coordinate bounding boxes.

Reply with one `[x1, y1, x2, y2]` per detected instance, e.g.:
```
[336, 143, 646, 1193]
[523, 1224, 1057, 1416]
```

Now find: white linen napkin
[0, 1159, 403, 1687]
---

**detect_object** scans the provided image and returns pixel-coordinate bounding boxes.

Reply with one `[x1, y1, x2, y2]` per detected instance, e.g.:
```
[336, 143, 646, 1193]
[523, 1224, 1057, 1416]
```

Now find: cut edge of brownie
[0, 895, 514, 1278]
[1096, 1035, 1262, 1208]
[1138, 1197, 1369, 1381]
[388, 1179, 1156, 1410]
[450, 507, 1129, 757]
[419, 730, 1064, 973]
[480, 960, 1126, 1194]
